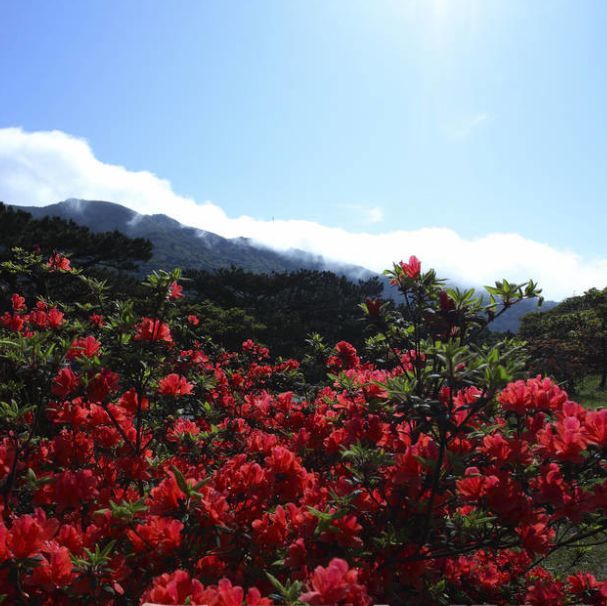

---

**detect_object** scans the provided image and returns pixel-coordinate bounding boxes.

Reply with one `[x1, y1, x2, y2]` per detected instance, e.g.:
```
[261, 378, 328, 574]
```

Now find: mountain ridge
[10, 199, 556, 331]
[16, 199, 375, 280]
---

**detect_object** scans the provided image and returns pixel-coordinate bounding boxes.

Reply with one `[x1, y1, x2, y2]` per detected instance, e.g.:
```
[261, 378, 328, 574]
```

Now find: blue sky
[1, 1, 607, 297]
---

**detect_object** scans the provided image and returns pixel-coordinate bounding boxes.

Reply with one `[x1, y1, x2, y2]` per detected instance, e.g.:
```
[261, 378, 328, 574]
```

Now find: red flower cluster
[1, 255, 606, 606]
[1, 298, 64, 334]
[158, 373, 194, 396]
[399, 255, 421, 279]
[47, 252, 72, 272]
[135, 317, 174, 343]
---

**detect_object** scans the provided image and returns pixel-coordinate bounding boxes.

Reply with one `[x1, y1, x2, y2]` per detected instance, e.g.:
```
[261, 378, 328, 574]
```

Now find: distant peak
[58, 198, 139, 217]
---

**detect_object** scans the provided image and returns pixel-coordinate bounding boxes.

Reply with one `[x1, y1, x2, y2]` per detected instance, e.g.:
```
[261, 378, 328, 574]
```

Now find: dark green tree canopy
[520, 286, 607, 391]
[186, 266, 384, 357]
[0, 203, 152, 272]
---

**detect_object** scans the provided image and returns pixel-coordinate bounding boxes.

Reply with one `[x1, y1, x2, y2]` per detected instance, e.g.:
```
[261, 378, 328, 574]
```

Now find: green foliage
[520, 287, 607, 392]
[186, 267, 384, 357]
[0, 202, 152, 272]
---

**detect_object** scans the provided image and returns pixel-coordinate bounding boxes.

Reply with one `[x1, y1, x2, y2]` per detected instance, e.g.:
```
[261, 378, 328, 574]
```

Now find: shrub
[0, 250, 606, 605]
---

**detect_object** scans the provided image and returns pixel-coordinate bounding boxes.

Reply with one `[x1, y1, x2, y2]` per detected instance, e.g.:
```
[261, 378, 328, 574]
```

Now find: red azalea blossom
[11, 294, 26, 311]
[159, 373, 194, 396]
[48, 252, 72, 272]
[300, 558, 371, 606]
[128, 516, 183, 556]
[399, 255, 422, 279]
[140, 570, 270, 606]
[134, 317, 173, 343]
[53, 469, 99, 512]
[140, 570, 206, 605]
[167, 417, 201, 441]
[51, 367, 79, 398]
[118, 388, 149, 414]
[168, 281, 184, 300]
[47, 307, 65, 328]
[88, 368, 120, 401]
[364, 298, 382, 317]
[67, 335, 101, 360]
[89, 312, 105, 327]
[27, 544, 74, 590]
[327, 341, 360, 370]
[8, 510, 59, 559]
[1, 252, 607, 605]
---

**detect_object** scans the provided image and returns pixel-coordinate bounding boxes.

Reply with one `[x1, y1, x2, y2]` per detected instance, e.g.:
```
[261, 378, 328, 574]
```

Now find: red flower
[11, 294, 26, 312]
[118, 388, 149, 414]
[499, 380, 532, 414]
[51, 367, 79, 398]
[456, 467, 499, 501]
[159, 373, 194, 396]
[216, 578, 272, 606]
[552, 416, 589, 461]
[585, 409, 607, 447]
[48, 252, 72, 271]
[134, 317, 173, 343]
[47, 307, 65, 328]
[364, 298, 382, 317]
[323, 514, 363, 548]
[300, 558, 371, 606]
[568, 572, 607, 604]
[8, 510, 58, 559]
[534, 463, 571, 507]
[252, 505, 289, 547]
[67, 335, 101, 360]
[128, 516, 183, 556]
[167, 418, 201, 442]
[53, 469, 99, 512]
[88, 368, 120, 402]
[1, 311, 25, 332]
[187, 314, 200, 326]
[516, 517, 555, 554]
[140, 570, 206, 605]
[265, 446, 309, 500]
[168, 281, 184, 300]
[327, 341, 360, 370]
[89, 313, 105, 327]
[27, 544, 74, 590]
[141, 571, 270, 606]
[524, 569, 565, 606]
[399, 255, 422, 279]
[149, 474, 186, 514]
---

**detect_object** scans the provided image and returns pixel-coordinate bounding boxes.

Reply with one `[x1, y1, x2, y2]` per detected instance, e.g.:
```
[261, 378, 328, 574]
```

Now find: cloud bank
[0, 126, 606, 299]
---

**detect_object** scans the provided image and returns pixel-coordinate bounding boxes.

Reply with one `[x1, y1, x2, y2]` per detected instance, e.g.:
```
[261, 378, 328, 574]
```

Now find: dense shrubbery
[0, 249, 607, 605]
[521, 287, 607, 394]
[0, 203, 153, 273]
[185, 267, 383, 358]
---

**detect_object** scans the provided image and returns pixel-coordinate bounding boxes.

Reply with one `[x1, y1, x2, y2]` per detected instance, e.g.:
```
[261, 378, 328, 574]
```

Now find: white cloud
[0, 126, 606, 299]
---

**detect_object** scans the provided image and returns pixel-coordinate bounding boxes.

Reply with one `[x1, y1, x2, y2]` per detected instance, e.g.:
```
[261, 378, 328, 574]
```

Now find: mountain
[488, 297, 557, 333]
[16, 199, 374, 279]
[12, 199, 557, 332]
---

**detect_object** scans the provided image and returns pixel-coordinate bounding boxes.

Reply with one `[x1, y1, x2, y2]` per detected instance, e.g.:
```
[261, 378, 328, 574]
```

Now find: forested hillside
[17, 199, 374, 278]
[8, 200, 557, 333]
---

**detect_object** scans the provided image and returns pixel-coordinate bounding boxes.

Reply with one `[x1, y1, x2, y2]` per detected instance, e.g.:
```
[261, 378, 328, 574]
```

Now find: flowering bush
[0, 250, 606, 605]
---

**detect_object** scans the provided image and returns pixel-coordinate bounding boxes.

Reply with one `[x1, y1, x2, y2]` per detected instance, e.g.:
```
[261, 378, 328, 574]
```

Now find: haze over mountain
[17, 199, 375, 279]
[12, 199, 555, 332]
[2, 127, 606, 301]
